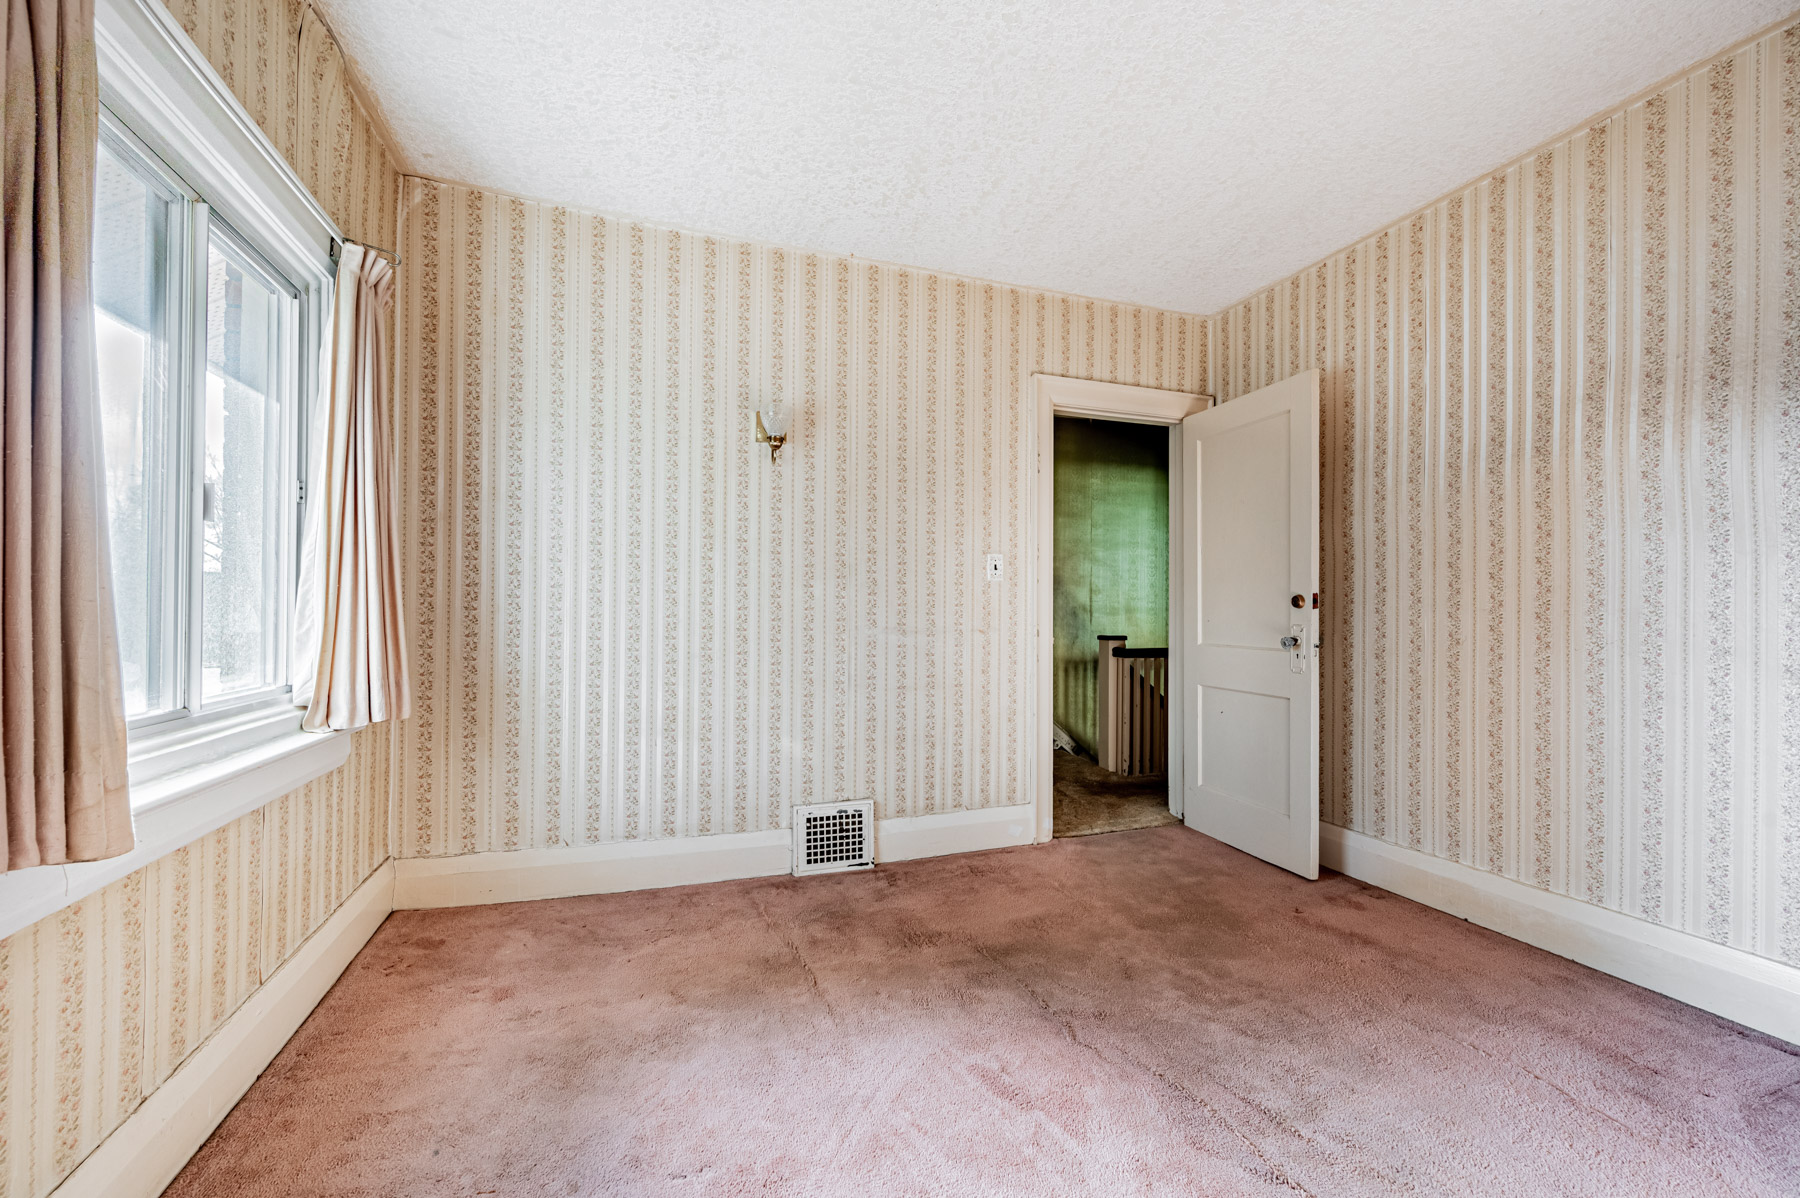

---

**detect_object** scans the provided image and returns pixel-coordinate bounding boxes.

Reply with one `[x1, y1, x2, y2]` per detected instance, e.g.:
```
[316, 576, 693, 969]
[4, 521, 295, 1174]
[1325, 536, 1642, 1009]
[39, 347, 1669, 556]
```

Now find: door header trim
[1033, 374, 1211, 424]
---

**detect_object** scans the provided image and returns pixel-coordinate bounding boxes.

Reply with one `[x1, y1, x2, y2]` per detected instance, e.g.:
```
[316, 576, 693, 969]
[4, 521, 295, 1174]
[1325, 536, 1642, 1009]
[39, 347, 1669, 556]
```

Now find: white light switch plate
[985, 554, 1003, 579]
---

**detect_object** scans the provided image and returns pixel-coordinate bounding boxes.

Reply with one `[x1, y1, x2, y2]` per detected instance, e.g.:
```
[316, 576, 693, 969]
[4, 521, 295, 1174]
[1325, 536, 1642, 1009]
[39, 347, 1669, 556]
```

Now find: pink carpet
[166, 826, 1799, 1196]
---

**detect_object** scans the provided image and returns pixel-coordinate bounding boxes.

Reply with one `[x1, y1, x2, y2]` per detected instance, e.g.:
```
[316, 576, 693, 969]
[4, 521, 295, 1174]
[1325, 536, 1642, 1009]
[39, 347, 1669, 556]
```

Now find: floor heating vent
[793, 801, 875, 876]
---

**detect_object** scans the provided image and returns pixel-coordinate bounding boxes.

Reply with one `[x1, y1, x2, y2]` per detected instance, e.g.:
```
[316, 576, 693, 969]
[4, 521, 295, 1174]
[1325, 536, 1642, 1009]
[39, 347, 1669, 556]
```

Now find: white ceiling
[316, 0, 1790, 315]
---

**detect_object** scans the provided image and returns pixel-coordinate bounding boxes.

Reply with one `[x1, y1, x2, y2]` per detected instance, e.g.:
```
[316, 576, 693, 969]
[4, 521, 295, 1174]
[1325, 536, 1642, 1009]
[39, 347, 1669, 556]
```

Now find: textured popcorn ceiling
[315, 0, 1788, 314]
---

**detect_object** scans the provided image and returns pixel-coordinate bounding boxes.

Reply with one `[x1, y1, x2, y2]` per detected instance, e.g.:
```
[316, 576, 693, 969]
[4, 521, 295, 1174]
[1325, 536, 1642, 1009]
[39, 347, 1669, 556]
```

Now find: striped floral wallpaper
[0, 3, 403, 1196]
[1211, 22, 1800, 968]
[392, 177, 1209, 856]
[0, 723, 391, 1198]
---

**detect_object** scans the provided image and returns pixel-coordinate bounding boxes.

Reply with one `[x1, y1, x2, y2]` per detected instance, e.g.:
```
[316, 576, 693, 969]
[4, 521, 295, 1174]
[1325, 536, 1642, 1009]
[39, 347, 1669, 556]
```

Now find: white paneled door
[1180, 370, 1320, 878]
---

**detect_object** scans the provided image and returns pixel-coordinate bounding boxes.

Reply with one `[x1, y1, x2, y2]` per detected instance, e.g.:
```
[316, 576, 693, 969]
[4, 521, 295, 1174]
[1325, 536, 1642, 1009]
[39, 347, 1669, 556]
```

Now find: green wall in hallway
[1053, 416, 1168, 756]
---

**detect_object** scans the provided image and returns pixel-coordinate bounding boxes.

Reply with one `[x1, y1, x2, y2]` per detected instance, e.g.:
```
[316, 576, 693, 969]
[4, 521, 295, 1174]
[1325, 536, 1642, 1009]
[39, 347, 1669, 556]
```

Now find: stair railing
[1096, 637, 1168, 776]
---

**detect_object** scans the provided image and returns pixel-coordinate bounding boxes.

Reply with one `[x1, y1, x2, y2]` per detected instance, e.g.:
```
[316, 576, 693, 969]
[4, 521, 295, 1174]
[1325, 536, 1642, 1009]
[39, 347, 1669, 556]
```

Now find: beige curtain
[1, 0, 133, 871]
[293, 242, 408, 732]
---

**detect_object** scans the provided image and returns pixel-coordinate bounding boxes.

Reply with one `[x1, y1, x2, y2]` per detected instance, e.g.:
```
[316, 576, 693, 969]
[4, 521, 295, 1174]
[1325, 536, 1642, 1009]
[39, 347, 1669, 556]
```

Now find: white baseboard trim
[877, 804, 1036, 863]
[1321, 824, 1800, 1046]
[394, 804, 1042, 910]
[52, 860, 394, 1198]
[392, 829, 793, 909]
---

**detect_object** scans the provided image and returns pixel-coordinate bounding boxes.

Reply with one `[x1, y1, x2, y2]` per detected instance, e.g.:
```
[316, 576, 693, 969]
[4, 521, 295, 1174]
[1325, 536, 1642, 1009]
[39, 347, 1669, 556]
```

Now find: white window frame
[95, 113, 195, 723]
[98, 111, 306, 733]
[94, 0, 350, 793]
[189, 213, 305, 716]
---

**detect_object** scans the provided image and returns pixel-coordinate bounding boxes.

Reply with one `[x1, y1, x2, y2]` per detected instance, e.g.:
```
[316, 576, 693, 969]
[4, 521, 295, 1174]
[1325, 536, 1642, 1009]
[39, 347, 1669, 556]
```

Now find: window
[94, 110, 304, 736]
[200, 226, 294, 702]
[94, 129, 181, 718]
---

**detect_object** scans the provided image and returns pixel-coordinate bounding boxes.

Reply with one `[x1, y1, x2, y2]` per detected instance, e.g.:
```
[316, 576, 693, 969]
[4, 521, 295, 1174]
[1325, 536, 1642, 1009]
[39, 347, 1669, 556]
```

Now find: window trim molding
[0, 728, 351, 942]
[95, 0, 340, 289]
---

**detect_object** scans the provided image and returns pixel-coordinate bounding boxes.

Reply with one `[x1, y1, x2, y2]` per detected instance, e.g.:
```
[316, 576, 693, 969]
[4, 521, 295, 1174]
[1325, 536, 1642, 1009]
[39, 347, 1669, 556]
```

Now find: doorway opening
[1031, 374, 1207, 845]
[1052, 415, 1178, 837]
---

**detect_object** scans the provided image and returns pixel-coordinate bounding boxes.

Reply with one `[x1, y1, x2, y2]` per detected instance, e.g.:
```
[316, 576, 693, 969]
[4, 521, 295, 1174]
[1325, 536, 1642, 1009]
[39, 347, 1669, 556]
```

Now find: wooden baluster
[1159, 657, 1167, 774]
[1130, 661, 1144, 773]
[1159, 658, 1167, 774]
[1150, 658, 1158, 775]
[1152, 654, 1166, 773]
[1125, 659, 1133, 773]
[1147, 656, 1156, 776]
[1117, 651, 1126, 772]
[1117, 653, 1127, 772]
[1125, 662, 1133, 775]
[1127, 660, 1137, 776]
[1097, 637, 1122, 773]
[1134, 662, 1145, 775]
[1108, 647, 1123, 769]
[1117, 647, 1123, 773]
[1158, 657, 1167, 774]
[1129, 662, 1139, 775]
[1113, 654, 1120, 772]
[1151, 658, 1161, 774]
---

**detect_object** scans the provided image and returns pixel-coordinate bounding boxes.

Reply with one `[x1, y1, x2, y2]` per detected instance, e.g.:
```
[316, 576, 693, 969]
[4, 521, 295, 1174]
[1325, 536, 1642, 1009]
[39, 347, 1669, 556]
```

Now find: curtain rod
[330, 237, 402, 268]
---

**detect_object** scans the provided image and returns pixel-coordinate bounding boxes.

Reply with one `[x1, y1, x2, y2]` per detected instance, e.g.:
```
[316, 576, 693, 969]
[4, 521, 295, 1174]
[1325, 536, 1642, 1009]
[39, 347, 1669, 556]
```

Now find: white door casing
[1032, 375, 1208, 844]
[1179, 369, 1320, 878]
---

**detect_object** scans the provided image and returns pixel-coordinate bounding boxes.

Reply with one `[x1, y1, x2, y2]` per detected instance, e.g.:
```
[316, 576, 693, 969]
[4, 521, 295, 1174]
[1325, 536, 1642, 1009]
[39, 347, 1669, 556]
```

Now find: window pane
[201, 233, 286, 700]
[94, 139, 178, 718]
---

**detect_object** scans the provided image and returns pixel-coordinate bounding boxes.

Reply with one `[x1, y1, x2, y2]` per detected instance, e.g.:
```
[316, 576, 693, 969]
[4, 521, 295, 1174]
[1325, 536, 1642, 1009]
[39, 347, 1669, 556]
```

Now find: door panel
[1180, 370, 1320, 878]
[1198, 410, 1290, 649]
[1197, 685, 1290, 811]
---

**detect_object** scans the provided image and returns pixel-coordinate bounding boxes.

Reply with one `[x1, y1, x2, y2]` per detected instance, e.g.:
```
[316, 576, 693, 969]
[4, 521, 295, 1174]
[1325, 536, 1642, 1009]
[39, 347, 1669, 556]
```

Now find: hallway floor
[166, 827, 1798, 1197]
[1052, 749, 1180, 836]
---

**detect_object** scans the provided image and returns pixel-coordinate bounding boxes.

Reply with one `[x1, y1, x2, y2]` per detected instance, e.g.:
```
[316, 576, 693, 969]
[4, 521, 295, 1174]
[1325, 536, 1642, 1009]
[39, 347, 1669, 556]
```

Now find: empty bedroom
[2, 0, 1797, 1194]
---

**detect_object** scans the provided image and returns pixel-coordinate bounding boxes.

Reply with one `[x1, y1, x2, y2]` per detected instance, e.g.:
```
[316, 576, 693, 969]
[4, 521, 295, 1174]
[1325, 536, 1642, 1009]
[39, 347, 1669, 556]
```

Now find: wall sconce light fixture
[755, 405, 790, 463]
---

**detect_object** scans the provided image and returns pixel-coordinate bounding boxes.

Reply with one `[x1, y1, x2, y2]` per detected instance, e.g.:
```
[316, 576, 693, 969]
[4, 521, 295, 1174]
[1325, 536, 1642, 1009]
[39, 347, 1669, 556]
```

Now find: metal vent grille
[793, 801, 875, 876]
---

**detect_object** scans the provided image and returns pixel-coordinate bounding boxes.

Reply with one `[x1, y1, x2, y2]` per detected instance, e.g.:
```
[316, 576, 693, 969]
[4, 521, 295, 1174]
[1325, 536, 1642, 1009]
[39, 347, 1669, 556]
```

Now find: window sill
[0, 710, 352, 942]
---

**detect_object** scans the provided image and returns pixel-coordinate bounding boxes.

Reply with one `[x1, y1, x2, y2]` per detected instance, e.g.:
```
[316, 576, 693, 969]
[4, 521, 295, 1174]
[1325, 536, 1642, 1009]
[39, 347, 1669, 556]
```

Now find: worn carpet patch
[1052, 751, 1179, 837]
